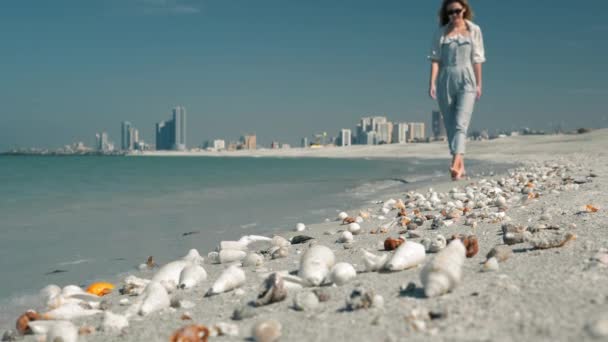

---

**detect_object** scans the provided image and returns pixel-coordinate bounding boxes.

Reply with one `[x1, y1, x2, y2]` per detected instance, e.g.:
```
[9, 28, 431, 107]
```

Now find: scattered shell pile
[7, 161, 601, 341]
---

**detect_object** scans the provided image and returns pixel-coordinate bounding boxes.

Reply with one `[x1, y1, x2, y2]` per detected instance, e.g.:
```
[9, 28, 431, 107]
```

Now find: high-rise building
[301, 137, 308, 148]
[407, 122, 426, 142]
[339, 129, 352, 147]
[376, 122, 393, 144]
[432, 110, 447, 141]
[155, 106, 187, 151]
[172, 106, 187, 151]
[121, 121, 132, 150]
[362, 131, 376, 145]
[392, 122, 409, 144]
[95, 132, 114, 152]
[241, 134, 256, 150]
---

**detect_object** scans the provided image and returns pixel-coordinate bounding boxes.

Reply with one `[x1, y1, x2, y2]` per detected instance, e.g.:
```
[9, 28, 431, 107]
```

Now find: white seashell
[271, 246, 289, 259]
[495, 196, 507, 207]
[482, 257, 499, 272]
[207, 265, 246, 296]
[121, 275, 150, 296]
[212, 322, 240, 337]
[338, 212, 349, 220]
[338, 231, 354, 243]
[427, 235, 447, 253]
[295, 223, 306, 232]
[219, 249, 248, 264]
[178, 263, 208, 289]
[29, 321, 78, 342]
[208, 251, 221, 264]
[220, 240, 249, 251]
[361, 249, 388, 272]
[381, 207, 391, 215]
[383, 198, 396, 209]
[299, 245, 336, 286]
[151, 259, 190, 288]
[242, 253, 264, 267]
[385, 241, 426, 271]
[119, 298, 130, 306]
[378, 215, 386, 220]
[355, 216, 364, 223]
[329, 262, 357, 286]
[271, 236, 291, 248]
[137, 281, 170, 316]
[182, 249, 205, 264]
[41, 285, 62, 308]
[348, 223, 362, 235]
[42, 302, 102, 320]
[420, 239, 466, 298]
[102, 311, 129, 331]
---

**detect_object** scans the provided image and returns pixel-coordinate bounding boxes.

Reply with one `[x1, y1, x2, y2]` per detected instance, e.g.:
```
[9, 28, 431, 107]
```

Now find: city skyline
[1, 0, 606, 150]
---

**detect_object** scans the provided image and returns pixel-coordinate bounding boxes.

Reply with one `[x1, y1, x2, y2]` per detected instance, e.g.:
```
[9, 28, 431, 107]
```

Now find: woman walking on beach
[429, 0, 485, 180]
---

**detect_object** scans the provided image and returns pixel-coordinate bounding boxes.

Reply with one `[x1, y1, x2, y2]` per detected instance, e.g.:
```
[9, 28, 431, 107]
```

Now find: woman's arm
[429, 61, 440, 99]
[473, 63, 482, 100]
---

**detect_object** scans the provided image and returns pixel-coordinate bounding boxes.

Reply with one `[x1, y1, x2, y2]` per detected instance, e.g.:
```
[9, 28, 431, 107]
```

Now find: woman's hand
[429, 85, 437, 100]
[476, 85, 482, 100]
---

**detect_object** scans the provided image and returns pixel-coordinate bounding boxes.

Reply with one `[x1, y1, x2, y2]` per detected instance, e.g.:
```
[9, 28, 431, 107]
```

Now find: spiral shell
[420, 239, 466, 298]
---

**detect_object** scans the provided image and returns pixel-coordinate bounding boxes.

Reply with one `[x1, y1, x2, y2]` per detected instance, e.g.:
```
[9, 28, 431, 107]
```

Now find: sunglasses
[447, 8, 464, 16]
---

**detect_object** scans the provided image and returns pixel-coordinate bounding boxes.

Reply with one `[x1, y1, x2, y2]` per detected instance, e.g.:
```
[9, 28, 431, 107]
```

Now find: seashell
[361, 249, 389, 272]
[420, 239, 466, 298]
[290, 235, 314, 244]
[135, 281, 170, 316]
[28, 320, 78, 342]
[120, 275, 150, 296]
[338, 212, 349, 220]
[381, 207, 391, 215]
[211, 322, 239, 337]
[182, 249, 205, 264]
[494, 196, 507, 208]
[342, 217, 356, 224]
[271, 236, 291, 248]
[207, 265, 246, 296]
[385, 241, 426, 271]
[528, 232, 576, 250]
[16, 310, 42, 334]
[345, 287, 382, 311]
[298, 245, 336, 286]
[78, 325, 95, 336]
[486, 245, 512, 262]
[347, 223, 362, 235]
[295, 223, 306, 232]
[337, 231, 353, 243]
[449, 234, 479, 258]
[170, 324, 210, 342]
[394, 199, 406, 210]
[207, 251, 220, 264]
[252, 319, 282, 342]
[586, 204, 599, 213]
[400, 217, 411, 226]
[42, 302, 102, 320]
[293, 292, 319, 311]
[219, 249, 247, 264]
[329, 262, 357, 286]
[359, 211, 370, 219]
[384, 237, 405, 251]
[151, 253, 197, 287]
[355, 216, 364, 223]
[178, 263, 208, 289]
[86, 282, 114, 297]
[242, 253, 264, 267]
[482, 257, 499, 272]
[102, 311, 129, 332]
[219, 241, 249, 251]
[255, 273, 287, 306]
[383, 199, 397, 209]
[271, 246, 289, 259]
[503, 231, 532, 245]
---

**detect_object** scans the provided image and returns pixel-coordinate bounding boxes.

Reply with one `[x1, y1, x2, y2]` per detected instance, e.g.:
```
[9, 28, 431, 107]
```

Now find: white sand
[12, 129, 608, 342]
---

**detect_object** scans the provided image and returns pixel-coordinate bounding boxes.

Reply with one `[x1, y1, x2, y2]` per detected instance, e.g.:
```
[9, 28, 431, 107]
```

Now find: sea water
[0, 155, 496, 329]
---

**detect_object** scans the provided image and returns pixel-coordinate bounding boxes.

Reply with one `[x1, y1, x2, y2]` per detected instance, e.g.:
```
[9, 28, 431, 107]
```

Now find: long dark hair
[438, 0, 474, 26]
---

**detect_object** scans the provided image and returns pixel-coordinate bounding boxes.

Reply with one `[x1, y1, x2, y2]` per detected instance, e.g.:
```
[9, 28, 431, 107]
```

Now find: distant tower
[172, 106, 187, 151]
[301, 137, 308, 148]
[121, 121, 132, 150]
[339, 129, 352, 147]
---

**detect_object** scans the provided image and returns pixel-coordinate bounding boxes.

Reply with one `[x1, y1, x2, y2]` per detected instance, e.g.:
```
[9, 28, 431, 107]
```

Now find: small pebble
[482, 257, 499, 272]
[293, 292, 319, 311]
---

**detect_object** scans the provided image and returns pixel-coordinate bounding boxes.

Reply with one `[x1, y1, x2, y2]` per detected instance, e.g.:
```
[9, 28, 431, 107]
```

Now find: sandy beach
[7, 129, 608, 342]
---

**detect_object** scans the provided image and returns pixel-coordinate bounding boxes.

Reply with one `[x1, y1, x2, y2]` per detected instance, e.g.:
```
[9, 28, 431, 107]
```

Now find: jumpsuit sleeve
[428, 28, 442, 62]
[472, 26, 486, 64]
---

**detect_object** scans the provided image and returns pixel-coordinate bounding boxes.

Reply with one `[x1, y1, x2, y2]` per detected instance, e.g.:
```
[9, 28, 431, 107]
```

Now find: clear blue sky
[1, 0, 606, 149]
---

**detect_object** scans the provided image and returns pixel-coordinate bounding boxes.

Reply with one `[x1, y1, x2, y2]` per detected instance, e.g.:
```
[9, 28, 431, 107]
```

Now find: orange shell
[170, 325, 210, 342]
[86, 282, 115, 296]
[384, 237, 405, 251]
[342, 217, 356, 225]
[586, 204, 599, 213]
[16, 310, 42, 335]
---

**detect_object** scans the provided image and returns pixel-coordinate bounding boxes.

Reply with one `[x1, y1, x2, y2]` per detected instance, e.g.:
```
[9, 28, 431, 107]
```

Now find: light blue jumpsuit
[432, 22, 485, 155]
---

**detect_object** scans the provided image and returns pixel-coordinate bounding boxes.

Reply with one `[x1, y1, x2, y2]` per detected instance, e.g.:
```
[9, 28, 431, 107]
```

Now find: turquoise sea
[0, 155, 497, 329]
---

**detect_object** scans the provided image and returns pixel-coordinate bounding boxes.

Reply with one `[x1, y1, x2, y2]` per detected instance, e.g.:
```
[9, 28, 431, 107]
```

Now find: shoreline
[5, 129, 608, 341]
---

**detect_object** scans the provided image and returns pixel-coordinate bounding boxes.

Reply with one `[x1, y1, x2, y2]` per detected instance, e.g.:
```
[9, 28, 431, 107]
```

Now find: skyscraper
[392, 122, 409, 144]
[121, 121, 132, 150]
[407, 122, 426, 142]
[301, 137, 308, 148]
[432, 110, 447, 141]
[376, 122, 393, 144]
[155, 120, 174, 151]
[339, 129, 352, 147]
[241, 134, 256, 150]
[172, 106, 187, 151]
